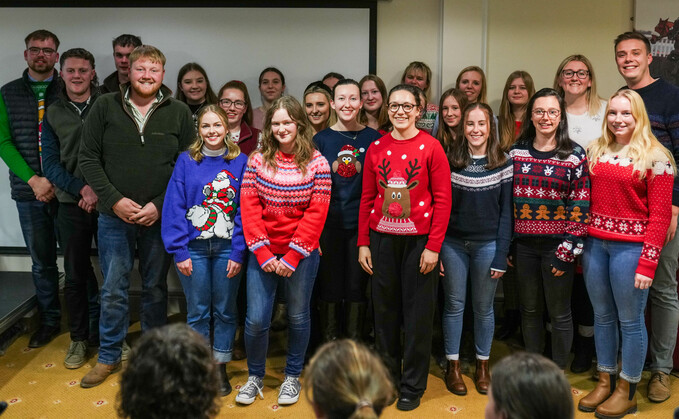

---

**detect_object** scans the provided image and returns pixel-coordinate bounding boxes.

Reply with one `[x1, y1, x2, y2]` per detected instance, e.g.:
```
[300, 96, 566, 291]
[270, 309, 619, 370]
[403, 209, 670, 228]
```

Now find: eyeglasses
[219, 99, 246, 110]
[27, 47, 56, 56]
[532, 108, 561, 118]
[561, 69, 589, 79]
[387, 102, 417, 113]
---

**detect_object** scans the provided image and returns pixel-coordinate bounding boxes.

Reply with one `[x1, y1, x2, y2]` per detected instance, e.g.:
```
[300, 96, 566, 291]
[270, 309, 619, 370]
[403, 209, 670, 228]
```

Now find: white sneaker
[277, 376, 301, 405]
[235, 376, 264, 405]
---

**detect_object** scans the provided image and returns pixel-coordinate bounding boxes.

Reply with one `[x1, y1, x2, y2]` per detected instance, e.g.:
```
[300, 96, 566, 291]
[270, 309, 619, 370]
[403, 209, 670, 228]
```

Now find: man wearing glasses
[0, 29, 62, 348]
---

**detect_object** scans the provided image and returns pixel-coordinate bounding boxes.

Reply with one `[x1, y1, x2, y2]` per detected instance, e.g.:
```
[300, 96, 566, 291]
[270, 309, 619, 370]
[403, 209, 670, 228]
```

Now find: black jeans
[318, 227, 368, 303]
[56, 203, 100, 341]
[515, 237, 574, 369]
[370, 231, 438, 398]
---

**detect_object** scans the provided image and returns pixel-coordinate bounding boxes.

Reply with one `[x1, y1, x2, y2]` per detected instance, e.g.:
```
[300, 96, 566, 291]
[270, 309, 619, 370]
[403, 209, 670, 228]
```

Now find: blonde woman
[579, 90, 675, 418]
[304, 82, 336, 135]
[456, 66, 488, 105]
[401, 61, 438, 135]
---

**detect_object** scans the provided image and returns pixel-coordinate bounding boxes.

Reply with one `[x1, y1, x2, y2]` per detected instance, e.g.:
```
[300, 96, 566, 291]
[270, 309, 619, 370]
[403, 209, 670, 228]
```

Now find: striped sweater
[241, 150, 331, 270]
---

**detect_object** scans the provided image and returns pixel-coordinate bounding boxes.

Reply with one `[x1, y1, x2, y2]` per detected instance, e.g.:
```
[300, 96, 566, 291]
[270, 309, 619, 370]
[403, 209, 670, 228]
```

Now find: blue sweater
[161, 151, 248, 264]
[447, 155, 513, 271]
[314, 126, 381, 229]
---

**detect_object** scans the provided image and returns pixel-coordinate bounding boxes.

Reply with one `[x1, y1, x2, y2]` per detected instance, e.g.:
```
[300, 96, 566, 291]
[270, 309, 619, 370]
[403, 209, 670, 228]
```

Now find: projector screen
[0, 5, 375, 249]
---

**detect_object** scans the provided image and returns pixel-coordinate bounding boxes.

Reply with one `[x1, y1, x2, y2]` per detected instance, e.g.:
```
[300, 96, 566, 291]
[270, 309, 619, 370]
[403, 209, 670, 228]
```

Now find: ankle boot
[595, 377, 637, 418]
[474, 359, 490, 394]
[270, 302, 288, 332]
[578, 372, 616, 412]
[571, 334, 595, 373]
[319, 300, 340, 342]
[218, 363, 232, 396]
[232, 326, 246, 360]
[445, 360, 467, 395]
[344, 301, 367, 341]
[496, 309, 520, 341]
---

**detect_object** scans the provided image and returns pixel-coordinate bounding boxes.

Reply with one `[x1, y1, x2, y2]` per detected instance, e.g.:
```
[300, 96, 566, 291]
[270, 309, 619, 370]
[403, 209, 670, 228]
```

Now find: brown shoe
[647, 371, 671, 403]
[578, 372, 615, 412]
[474, 359, 490, 394]
[595, 378, 637, 418]
[445, 360, 467, 395]
[80, 362, 121, 388]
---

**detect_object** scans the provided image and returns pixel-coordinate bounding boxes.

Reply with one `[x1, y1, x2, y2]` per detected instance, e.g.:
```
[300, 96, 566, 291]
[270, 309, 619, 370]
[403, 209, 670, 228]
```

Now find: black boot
[218, 363, 232, 396]
[344, 302, 367, 341]
[570, 334, 594, 373]
[496, 309, 520, 341]
[270, 303, 288, 332]
[319, 300, 340, 342]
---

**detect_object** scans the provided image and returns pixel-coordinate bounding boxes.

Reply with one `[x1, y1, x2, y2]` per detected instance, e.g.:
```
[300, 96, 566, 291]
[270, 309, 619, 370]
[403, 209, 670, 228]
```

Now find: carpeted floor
[1, 319, 678, 418]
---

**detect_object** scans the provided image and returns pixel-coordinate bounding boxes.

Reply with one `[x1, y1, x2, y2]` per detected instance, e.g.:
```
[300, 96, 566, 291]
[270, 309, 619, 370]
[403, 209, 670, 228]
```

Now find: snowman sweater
[161, 151, 248, 264]
[509, 140, 590, 271]
[588, 143, 674, 279]
[241, 150, 331, 270]
[357, 131, 452, 253]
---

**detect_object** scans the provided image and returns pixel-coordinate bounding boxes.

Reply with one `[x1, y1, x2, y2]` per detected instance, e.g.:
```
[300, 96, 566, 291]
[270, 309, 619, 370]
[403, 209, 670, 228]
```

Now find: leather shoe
[475, 359, 490, 394]
[80, 362, 121, 388]
[396, 395, 421, 411]
[578, 372, 615, 412]
[595, 377, 636, 418]
[218, 363, 232, 396]
[28, 325, 60, 348]
[647, 371, 671, 403]
[445, 360, 467, 395]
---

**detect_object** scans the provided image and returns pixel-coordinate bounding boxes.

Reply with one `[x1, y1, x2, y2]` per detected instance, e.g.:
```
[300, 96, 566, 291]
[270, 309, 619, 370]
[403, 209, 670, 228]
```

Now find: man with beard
[0, 29, 61, 348]
[100, 34, 142, 94]
[79, 45, 194, 388]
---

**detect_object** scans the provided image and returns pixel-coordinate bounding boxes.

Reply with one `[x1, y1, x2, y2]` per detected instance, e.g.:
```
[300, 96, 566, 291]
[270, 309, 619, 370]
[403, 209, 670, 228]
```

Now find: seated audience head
[401, 61, 433, 100]
[111, 34, 142, 81]
[259, 67, 286, 107]
[305, 339, 397, 419]
[175, 62, 217, 106]
[218, 80, 254, 128]
[323, 72, 345, 90]
[304, 82, 335, 133]
[485, 352, 574, 419]
[358, 74, 388, 129]
[456, 65, 487, 104]
[117, 323, 220, 419]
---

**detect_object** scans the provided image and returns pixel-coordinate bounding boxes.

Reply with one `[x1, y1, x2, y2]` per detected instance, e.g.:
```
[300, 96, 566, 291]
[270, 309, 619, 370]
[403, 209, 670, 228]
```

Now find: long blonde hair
[498, 70, 535, 152]
[188, 105, 241, 162]
[259, 95, 315, 176]
[552, 55, 603, 117]
[456, 65, 487, 104]
[588, 89, 676, 179]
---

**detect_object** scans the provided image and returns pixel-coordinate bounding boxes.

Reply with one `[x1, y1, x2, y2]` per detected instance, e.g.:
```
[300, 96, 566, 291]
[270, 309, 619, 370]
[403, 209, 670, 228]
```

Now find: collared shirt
[124, 86, 163, 129]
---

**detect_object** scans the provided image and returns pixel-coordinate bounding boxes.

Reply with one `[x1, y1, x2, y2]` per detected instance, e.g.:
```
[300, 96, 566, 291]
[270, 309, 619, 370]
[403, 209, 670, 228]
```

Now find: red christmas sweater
[241, 150, 331, 270]
[358, 131, 452, 252]
[588, 143, 675, 279]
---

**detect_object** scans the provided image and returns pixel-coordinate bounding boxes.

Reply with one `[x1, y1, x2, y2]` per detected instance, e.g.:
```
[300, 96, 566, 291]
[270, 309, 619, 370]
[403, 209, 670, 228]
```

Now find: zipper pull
[140, 134, 145, 145]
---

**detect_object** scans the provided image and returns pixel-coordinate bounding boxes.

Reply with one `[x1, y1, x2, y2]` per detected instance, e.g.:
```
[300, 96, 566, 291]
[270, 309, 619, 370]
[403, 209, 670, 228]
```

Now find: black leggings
[317, 228, 369, 303]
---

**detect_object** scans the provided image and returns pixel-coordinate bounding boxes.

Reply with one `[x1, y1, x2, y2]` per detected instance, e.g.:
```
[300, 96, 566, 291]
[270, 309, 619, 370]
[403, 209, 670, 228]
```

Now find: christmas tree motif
[536, 205, 550, 220]
[520, 204, 533, 219]
[554, 206, 566, 220]
[570, 206, 583, 222]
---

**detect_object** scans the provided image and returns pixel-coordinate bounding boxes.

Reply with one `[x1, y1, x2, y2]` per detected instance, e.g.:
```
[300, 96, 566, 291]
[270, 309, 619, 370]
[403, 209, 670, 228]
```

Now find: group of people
[1, 27, 679, 418]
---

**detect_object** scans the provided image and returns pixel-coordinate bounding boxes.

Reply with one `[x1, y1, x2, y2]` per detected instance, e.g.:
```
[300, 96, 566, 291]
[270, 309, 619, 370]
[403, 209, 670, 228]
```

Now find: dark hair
[217, 80, 254, 126]
[112, 34, 142, 49]
[333, 78, 360, 99]
[449, 102, 505, 170]
[436, 88, 469, 158]
[358, 74, 389, 130]
[59, 48, 99, 87]
[323, 72, 345, 82]
[175, 62, 218, 105]
[387, 84, 422, 108]
[490, 352, 574, 419]
[258, 67, 285, 86]
[516, 88, 573, 160]
[305, 80, 332, 96]
[25, 29, 59, 49]
[614, 31, 651, 54]
[117, 324, 220, 419]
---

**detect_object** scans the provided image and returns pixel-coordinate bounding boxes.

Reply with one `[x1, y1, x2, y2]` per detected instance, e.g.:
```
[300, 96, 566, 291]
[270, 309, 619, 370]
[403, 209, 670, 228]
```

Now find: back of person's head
[306, 339, 396, 419]
[117, 324, 220, 419]
[487, 352, 573, 419]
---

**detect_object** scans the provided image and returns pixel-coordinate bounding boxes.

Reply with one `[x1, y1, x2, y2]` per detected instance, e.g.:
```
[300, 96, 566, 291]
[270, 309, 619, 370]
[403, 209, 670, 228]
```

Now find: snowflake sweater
[241, 150, 331, 270]
[161, 151, 248, 265]
[358, 130, 452, 252]
[588, 143, 674, 279]
[314, 126, 381, 229]
[509, 140, 590, 271]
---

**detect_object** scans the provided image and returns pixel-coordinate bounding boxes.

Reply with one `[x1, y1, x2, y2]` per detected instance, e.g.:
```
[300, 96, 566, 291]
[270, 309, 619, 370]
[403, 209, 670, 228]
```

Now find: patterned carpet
[0, 320, 677, 418]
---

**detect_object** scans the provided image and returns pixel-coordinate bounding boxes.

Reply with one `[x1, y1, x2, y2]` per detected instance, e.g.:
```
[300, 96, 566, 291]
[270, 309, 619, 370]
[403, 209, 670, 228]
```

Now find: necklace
[335, 130, 359, 141]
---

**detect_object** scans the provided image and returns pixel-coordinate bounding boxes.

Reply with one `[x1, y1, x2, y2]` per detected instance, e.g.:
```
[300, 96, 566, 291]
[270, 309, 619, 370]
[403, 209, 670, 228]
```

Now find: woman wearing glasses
[358, 84, 452, 411]
[509, 88, 590, 372]
[175, 63, 218, 124]
[218, 81, 260, 156]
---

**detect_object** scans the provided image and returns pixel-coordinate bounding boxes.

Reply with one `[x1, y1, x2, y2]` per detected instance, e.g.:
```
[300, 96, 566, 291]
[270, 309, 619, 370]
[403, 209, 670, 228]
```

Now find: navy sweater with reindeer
[358, 131, 452, 252]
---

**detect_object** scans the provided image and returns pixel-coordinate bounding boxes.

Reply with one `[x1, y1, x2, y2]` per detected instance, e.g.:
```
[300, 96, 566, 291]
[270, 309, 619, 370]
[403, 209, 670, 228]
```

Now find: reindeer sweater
[161, 151, 248, 265]
[241, 150, 331, 270]
[509, 140, 590, 271]
[588, 143, 674, 279]
[358, 131, 452, 252]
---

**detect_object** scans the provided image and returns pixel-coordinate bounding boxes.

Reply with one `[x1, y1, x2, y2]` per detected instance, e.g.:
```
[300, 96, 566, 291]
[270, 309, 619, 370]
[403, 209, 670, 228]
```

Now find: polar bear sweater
[241, 150, 331, 270]
[161, 151, 248, 264]
[588, 143, 674, 279]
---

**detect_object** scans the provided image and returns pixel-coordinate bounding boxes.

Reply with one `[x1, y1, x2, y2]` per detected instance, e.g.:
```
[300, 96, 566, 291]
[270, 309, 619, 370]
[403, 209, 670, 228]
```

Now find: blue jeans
[582, 237, 648, 383]
[244, 250, 319, 378]
[97, 213, 171, 365]
[176, 238, 241, 363]
[440, 237, 498, 357]
[16, 200, 60, 326]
